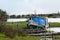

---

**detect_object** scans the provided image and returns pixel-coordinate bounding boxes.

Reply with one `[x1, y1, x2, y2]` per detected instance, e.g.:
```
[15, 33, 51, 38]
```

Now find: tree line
[0, 9, 60, 19]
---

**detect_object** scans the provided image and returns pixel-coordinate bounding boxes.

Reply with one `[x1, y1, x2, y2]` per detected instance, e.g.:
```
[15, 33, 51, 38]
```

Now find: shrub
[15, 27, 26, 36]
[0, 22, 6, 33]
[4, 26, 16, 39]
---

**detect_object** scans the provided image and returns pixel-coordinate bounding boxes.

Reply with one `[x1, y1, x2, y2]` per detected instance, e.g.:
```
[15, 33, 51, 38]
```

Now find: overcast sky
[0, 0, 60, 15]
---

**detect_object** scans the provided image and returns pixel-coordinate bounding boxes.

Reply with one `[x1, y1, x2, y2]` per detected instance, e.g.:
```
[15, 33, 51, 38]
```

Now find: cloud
[9, 8, 51, 15]
[0, 0, 60, 15]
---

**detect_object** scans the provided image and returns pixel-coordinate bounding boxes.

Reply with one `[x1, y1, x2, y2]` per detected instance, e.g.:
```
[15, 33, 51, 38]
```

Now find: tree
[0, 9, 16, 39]
[22, 15, 25, 18]
[0, 9, 8, 32]
[0, 9, 8, 21]
[10, 15, 16, 18]
[16, 15, 21, 18]
[48, 14, 53, 18]
[26, 14, 30, 18]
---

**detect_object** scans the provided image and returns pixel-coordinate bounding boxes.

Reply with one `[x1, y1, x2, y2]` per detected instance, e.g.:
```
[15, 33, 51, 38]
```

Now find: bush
[49, 22, 60, 27]
[0, 22, 6, 33]
[15, 27, 26, 36]
[4, 26, 16, 39]
[0, 22, 16, 39]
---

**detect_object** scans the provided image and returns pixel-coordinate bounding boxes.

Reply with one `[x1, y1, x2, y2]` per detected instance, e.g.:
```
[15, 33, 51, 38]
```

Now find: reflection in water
[40, 38, 52, 40]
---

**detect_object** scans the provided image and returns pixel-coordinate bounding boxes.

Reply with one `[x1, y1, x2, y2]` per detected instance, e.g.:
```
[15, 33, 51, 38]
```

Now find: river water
[7, 18, 60, 23]
[39, 38, 52, 40]
[39, 35, 60, 40]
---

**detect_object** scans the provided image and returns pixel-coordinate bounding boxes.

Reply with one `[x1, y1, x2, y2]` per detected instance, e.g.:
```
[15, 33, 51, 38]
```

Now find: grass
[6, 22, 60, 28]
[0, 22, 39, 40]
[16, 36, 39, 40]
[0, 33, 39, 40]
[49, 22, 60, 27]
[6, 22, 27, 28]
[0, 33, 11, 40]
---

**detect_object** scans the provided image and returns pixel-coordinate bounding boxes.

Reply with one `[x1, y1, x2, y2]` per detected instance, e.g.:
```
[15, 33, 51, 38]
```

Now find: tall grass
[6, 22, 60, 28]
[49, 22, 60, 27]
[0, 33, 39, 40]
[6, 22, 27, 28]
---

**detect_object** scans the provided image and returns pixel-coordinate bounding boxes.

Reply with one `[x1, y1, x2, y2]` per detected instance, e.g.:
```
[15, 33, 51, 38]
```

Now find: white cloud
[0, 0, 60, 15]
[9, 8, 52, 15]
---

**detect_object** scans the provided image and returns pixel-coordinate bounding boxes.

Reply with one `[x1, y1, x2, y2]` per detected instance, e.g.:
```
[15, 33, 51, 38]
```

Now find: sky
[0, 0, 60, 15]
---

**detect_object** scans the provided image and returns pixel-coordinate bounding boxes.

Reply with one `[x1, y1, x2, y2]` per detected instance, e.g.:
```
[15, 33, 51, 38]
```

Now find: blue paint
[32, 16, 46, 27]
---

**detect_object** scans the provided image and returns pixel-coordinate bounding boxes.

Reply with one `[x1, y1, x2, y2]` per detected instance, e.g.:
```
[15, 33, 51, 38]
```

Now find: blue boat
[27, 16, 46, 29]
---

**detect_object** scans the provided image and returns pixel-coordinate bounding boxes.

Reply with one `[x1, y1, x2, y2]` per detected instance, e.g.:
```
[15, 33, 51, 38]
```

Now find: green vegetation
[49, 22, 60, 27]
[0, 33, 39, 40]
[6, 22, 60, 28]
[0, 21, 39, 40]
[0, 9, 8, 21]
[6, 22, 27, 28]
